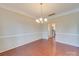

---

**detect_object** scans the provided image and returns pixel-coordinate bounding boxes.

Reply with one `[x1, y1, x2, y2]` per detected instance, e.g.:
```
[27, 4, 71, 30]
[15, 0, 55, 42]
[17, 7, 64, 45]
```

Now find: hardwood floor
[0, 39, 79, 56]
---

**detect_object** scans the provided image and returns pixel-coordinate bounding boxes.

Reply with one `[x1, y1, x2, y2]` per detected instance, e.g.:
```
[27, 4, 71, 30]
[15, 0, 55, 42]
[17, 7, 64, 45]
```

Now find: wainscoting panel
[42, 32, 79, 47]
[42, 32, 48, 39]
[56, 33, 79, 47]
[0, 32, 42, 53]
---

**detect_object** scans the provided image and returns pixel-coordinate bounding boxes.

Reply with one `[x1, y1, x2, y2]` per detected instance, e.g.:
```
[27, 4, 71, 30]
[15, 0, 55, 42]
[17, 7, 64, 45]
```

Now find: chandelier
[36, 3, 47, 23]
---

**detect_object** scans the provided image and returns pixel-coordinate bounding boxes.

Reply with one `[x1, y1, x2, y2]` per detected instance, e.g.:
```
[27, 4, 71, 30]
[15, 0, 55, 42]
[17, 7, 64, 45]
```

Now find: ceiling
[0, 3, 79, 19]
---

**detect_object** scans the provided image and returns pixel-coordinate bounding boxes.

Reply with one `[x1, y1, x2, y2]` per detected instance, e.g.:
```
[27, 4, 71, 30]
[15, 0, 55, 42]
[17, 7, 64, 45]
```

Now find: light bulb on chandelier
[44, 18, 47, 22]
[36, 19, 40, 23]
[36, 18, 47, 23]
[35, 3, 48, 24]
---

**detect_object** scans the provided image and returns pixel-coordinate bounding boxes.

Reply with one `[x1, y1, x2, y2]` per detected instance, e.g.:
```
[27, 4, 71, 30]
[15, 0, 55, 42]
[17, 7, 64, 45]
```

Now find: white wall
[0, 7, 42, 53]
[43, 12, 79, 47]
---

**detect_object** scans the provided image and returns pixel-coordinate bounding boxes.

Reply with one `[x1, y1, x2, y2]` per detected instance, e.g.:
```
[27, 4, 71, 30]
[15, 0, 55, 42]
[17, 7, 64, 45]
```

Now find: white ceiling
[0, 3, 79, 19]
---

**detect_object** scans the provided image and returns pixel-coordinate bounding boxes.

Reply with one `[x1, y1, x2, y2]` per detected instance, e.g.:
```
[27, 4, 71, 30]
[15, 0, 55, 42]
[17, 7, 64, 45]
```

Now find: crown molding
[48, 8, 79, 19]
[0, 5, 35, 19]
[0, 5, 79, 20]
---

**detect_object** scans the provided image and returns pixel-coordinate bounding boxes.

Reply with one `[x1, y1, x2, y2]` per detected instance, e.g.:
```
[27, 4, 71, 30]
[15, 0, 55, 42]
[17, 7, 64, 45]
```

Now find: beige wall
[0, 7, 42, 53]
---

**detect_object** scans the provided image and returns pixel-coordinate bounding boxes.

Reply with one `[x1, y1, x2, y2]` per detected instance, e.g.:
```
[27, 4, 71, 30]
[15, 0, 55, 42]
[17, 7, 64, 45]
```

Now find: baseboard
[56, 40, 79, 48]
